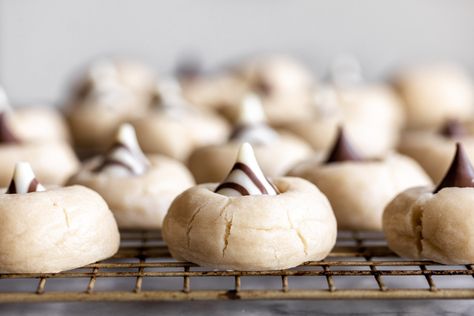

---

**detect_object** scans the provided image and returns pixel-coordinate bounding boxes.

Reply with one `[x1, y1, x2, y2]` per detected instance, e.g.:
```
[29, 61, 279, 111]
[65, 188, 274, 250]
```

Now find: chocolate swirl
[5, 162, 45, 194]
[434, 142, 474, 193]
[215, 143, 279, 197]
[93, 124, 149, 176]
[325, 127, 362, 163]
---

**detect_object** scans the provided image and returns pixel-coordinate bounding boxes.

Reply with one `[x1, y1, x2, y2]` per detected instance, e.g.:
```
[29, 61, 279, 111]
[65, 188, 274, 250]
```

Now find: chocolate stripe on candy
[93, 124, 150, 176]
[231, 162, 269, 194]
[27, 178, 40, 192]
[5, 162, 45, 194]
[215, 142, 279, 197]
[93, 156, 136, 174]
[214, 182, 250, 196]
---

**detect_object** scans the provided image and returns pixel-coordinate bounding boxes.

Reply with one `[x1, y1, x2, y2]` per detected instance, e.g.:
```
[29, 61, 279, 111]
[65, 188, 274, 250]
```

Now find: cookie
[131, 79, 229, 161]
[0, 111, 79, 186]
[393, 63, 474, 129]
[0, 162, 119, 273]
[289, 128, 431, 230]
[68, 124, 194, 229]
[163, 143, 336, 270]
[188, 95, 311, 183]
[383, 143, 474, 264]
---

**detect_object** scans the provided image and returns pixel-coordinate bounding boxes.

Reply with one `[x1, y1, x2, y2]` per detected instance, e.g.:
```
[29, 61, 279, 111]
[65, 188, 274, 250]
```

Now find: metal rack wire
[0, 230, 473, 302]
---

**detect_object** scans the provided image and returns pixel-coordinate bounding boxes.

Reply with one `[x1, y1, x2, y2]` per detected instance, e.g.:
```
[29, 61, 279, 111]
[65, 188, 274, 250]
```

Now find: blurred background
[1, 0, 474, 105]
[1, 2, 474, 314]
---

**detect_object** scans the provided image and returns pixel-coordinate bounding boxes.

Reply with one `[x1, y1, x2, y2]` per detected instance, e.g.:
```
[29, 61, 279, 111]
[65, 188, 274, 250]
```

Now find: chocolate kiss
[0, 112, 19, 144]
[433, 143, 474, 193]
[325, 127, 362, 163]
[439, 119, 466, 138]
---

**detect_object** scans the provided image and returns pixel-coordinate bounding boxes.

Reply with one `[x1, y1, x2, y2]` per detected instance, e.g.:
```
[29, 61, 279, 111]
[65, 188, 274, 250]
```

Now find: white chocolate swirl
[93, 124, 150, 176]
[5, 162, 45, 194]
[230, 94, 279, 145]
[215, 143, 279, 197]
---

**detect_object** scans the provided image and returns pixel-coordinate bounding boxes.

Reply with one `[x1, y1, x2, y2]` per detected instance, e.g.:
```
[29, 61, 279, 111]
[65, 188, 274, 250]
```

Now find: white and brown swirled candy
[93, 124, 150, 176]
[215, 142, 279, 197]
[229, 94, 279, 145]
[5, 162, 45, 194]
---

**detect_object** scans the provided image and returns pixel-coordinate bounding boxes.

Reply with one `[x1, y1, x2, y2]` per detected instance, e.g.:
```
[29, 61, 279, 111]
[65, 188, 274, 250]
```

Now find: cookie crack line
[414, 202, 424, 257]
[222, 207, 234, 258]
[219, 199, 232, 218]
[185, 205, 205, 248]
[62, 207, 71, 229]
[296, 229, 308, 257]
[286, 208, 308, 256]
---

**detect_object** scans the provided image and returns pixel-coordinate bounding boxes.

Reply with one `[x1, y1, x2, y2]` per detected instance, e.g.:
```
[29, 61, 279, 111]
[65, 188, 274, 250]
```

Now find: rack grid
[1, 230, 473, 302]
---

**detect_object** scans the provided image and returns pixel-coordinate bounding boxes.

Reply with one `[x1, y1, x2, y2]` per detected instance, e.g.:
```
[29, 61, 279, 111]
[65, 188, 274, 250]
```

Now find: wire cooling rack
[0, 230, 473, 302]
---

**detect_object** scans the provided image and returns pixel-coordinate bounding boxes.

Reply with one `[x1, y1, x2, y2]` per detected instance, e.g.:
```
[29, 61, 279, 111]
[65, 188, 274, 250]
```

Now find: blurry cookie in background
[131, 79, 230, 161]
[188, 94, 312, 183]
[0, 86, 71, 143]
[68, 124, 194, 229]
[392, 63, 474, 130]
[66, 58, 156, 155]
[182, 54, 316, 125]
[0, 87, 79, 186]
[281, 55, 405, 158]
[398, 119, 474, 183]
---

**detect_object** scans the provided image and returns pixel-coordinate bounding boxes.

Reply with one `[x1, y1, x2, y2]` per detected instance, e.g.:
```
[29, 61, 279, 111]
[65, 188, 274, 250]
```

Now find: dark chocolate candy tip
[5, 179, 16, 194]
[433, 142, 474, 193]
[0, 112, 19, 144]
[325, 127, 362, 163]
[439, 119, 466, 139]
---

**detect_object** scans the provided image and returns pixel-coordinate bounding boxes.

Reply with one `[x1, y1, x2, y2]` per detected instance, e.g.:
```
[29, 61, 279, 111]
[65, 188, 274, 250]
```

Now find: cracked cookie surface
[162, 177, 337, 271]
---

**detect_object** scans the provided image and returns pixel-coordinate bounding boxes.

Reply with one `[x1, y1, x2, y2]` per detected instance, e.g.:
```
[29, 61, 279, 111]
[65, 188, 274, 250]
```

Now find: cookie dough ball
[9, 106, 71, 143]
[282, 84, 404, 158]
[68, 124, 194, 229]
[289, 128, 431, 230]
[67, 59, 155, 153]
[0, 86, 71, 143]
[188, 95, 311, 183]
[131, 80, 229, 161]
[393, 63, 474, 129]
[398, 120, 474, 183]
[0, 112, 79, 186]
[383, 143, 474, 264]
[0, 162, 119, 273]
[163, 143, 336, 270]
